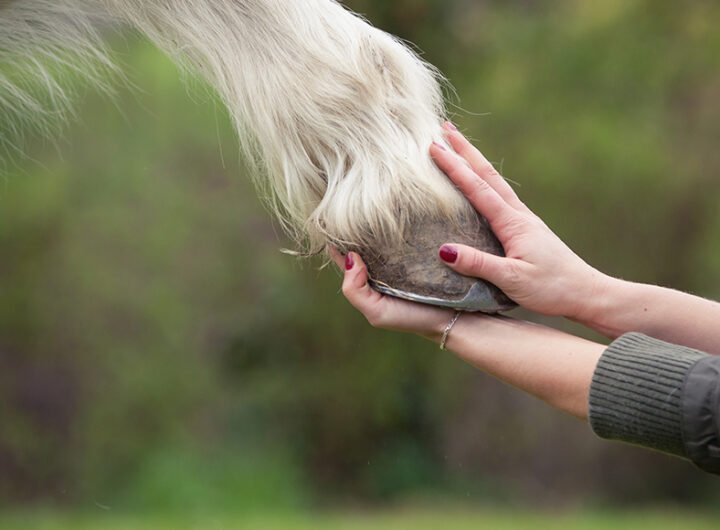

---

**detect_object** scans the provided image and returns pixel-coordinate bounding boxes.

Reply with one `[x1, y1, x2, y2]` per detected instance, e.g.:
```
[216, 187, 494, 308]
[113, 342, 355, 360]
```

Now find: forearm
[434, 314, 605, 419]
[576, 276, 720, 354]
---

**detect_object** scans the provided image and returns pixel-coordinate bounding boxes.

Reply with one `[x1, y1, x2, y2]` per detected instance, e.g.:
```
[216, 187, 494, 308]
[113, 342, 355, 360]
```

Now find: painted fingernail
[445, 121, 458, 132]
[439, 245, 458, 264]
[432, 141, 447, 151]
[345, 253, 355, 270]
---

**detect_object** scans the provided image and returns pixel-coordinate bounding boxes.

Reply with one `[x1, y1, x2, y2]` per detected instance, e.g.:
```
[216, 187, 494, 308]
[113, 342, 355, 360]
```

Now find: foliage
[1, 0, 720, 513]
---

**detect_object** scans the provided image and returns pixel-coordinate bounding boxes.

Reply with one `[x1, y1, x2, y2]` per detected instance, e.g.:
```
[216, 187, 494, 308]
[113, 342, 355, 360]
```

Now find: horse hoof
[350, 214, 516, 313]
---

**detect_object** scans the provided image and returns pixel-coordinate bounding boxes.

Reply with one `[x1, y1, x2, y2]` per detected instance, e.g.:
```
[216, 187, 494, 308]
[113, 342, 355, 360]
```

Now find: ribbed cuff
[589, 332, 707, 458]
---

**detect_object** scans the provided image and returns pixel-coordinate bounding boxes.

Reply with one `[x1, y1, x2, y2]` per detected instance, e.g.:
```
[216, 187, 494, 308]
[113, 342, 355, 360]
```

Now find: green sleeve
[589, 332, 720, 474]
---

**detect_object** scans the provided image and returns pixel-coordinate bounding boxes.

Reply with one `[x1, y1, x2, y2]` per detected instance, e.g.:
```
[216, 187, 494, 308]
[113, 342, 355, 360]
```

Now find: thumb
[341, 252, 384, 315]
[439, 244, 514, 289]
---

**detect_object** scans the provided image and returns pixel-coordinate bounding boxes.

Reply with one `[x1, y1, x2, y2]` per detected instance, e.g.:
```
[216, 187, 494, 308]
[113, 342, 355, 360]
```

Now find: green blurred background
[1, 0, 720, 527]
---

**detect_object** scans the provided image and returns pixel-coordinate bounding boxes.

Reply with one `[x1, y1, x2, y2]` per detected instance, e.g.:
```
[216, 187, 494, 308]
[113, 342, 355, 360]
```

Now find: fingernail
[432, 141, 447, 151]
[345, 253, 355, 270]
[439, 245, 458, 264]
[445, 121, 458, 132]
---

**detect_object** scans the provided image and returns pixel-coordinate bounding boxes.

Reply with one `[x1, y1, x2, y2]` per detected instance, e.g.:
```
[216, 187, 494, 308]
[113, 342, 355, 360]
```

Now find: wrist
[419, 308, 457, 344]
[569, 272, 627, 335]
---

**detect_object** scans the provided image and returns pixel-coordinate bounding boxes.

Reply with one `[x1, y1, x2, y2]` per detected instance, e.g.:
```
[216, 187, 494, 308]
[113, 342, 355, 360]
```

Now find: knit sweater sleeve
[588, 332, 720, 474]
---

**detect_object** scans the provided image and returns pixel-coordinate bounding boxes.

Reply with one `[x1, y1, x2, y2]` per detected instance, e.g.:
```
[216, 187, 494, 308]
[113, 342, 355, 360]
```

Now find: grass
[2, 509, 718, 530]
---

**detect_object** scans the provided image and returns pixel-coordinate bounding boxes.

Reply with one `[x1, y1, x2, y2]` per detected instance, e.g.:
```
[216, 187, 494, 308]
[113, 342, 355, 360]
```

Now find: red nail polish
[432, 141, 447, 151]
[439, 245, 458, 264]
[345, 253, 355, 270]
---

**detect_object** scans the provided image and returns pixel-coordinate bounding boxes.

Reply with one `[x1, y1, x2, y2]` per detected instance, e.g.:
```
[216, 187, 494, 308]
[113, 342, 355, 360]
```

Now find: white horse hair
[0, 0, 475, 256]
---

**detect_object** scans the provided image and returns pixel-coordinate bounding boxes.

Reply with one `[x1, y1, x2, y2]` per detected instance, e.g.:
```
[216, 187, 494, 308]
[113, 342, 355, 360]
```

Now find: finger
[430, 142, 516, 237]
[443, 123, 527, 211]
[327, 245, 346, 269]
[341, 252, 384, 315]
[439, 243, 518, 293]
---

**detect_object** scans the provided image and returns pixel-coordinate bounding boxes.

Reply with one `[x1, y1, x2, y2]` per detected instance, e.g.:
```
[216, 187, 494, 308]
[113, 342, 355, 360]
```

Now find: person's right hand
[430, 124, 610, 321]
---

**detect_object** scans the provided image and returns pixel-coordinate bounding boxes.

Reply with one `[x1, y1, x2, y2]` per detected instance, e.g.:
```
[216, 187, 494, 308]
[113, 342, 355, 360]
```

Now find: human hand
[430, 123, 610, 320]
[328, 247, 602, 419]
[327, 247, 455, 341]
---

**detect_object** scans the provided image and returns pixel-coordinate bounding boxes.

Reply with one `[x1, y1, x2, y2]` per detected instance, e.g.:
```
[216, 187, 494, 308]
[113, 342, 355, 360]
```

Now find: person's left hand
[430, 123, 606, 321]
[327, 247, 453, 341]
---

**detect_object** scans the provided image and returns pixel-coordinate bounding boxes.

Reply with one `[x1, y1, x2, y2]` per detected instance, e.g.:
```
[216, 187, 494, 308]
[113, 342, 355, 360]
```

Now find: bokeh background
[1, 0, 720, 528]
